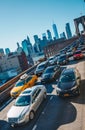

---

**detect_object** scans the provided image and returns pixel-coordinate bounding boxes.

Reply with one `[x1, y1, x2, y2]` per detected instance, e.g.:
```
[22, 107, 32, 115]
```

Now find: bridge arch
[74, 16, 85, 35]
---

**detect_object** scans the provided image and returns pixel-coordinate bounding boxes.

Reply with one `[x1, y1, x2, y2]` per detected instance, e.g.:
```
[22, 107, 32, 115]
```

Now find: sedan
[41, 65, 61, 83]
[35, 61, 48, 76]
[7, 85, 47, 126]
[56, 67, 81, 97]
[10, 73, 38, 98]
[57, 54, 69, 65]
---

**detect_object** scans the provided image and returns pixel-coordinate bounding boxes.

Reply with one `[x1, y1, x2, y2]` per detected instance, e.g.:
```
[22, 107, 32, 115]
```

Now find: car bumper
[57, 88, 80, 97]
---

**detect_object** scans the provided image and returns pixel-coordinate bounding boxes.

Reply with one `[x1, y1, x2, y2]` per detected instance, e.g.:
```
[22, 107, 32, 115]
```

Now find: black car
[41, 65, 61, 83]
[35, 61, 48, 76]
[57, 54, 69, 65]
[56, 67, 81, 97]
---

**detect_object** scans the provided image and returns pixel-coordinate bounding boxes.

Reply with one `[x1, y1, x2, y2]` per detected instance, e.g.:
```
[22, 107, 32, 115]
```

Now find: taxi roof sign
[20, 73, 28, 80]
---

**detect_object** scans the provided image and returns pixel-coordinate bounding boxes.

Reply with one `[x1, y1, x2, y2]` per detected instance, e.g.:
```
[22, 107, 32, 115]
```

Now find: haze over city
[0, 0, 85, 51]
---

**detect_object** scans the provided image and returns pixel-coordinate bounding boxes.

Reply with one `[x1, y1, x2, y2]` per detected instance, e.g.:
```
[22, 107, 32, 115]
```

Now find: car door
[31, 88, 43, 111]
[31, 89, 40, 111]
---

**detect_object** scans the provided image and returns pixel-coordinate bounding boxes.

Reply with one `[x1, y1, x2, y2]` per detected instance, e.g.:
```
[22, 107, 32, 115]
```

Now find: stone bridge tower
[74, 16, 85, 35]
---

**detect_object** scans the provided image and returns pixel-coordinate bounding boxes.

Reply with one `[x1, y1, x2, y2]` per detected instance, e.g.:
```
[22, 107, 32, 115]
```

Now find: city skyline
[0, 0, 85, 51]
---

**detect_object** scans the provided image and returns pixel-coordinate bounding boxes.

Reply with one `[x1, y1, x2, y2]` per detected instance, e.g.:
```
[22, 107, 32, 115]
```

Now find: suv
[41, 65, 61, 83]
[7, 85, 47, 126]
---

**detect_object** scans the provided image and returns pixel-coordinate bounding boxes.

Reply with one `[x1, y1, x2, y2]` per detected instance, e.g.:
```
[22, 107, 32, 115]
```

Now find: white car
[7, 85, 47, 126]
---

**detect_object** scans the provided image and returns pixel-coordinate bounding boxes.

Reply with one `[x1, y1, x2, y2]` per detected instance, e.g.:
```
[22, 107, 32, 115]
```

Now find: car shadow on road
[55, 97, 77, 130]
[68, 58, 85, 65]
[33, 95, 77, 130]
[69, 79, 85, 104]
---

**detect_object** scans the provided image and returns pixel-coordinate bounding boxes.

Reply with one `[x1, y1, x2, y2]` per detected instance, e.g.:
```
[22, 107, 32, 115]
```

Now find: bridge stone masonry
[44, 36, 79, 58]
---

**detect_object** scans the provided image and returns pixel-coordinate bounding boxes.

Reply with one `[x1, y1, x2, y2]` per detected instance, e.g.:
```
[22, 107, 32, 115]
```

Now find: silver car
[7, 85, 47, 126]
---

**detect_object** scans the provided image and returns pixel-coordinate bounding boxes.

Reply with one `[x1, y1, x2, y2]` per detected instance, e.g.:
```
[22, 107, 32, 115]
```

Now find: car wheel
[29, 111, 35, 120]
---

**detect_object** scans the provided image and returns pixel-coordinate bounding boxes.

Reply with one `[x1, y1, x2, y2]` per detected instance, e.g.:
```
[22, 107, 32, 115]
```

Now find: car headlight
[71, 85, 77, 90]
[19, 114, 25, 121]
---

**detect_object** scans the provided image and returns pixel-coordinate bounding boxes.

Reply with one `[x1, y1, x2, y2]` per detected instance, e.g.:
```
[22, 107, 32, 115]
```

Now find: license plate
[64, 94, 69, 97]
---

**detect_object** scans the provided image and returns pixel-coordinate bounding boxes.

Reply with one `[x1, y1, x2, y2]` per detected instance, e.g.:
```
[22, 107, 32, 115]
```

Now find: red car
[73, 50, 84, 60]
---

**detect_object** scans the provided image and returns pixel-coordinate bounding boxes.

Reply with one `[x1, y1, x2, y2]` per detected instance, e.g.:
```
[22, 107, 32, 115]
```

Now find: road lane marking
[50, 96, 53, 100]
[32, 125, 37, 130]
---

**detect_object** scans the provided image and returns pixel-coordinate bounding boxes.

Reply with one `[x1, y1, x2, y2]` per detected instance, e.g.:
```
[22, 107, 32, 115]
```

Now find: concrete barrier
[0, 64, 37, 93]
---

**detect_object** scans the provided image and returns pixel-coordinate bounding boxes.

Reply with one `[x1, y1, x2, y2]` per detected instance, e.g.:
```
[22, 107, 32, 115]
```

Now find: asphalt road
[0, 58, 85, 130]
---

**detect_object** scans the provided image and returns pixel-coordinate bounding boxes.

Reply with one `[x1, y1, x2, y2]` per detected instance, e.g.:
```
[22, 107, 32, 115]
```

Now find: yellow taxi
[10, 73, 38, 98]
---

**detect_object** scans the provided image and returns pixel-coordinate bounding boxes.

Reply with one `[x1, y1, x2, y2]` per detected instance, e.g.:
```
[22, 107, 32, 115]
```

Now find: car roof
[20, 85, 45, 96]
[62, 68, 75, 75]
[38, 61, 47, 65]
[46, 65, 57, 69]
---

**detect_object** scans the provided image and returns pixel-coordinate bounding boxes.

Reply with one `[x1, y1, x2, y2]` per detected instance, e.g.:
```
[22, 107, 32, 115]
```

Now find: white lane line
[32, 125, 37, 130]
[0, 98, 13, 111]
[50, 96, 53, 100]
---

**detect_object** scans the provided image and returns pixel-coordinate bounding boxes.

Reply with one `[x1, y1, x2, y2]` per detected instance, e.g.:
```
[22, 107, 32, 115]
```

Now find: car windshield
[59, 73, 75, 83]
[15, 80, 25, 87]
[15, 95, 31, 106]
[44, 67, 54, 73]
[38, 64, 45, 69]
[58, 55, 66, 61]
[74, 51, 81, 54]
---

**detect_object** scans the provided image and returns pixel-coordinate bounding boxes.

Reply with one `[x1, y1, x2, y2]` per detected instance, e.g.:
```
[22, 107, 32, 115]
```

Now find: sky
[0, 0, 85, 52]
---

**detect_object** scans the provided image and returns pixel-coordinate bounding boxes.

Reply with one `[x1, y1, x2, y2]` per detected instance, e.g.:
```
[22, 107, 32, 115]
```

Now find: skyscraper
[0, 48, 4, 56]
[5, 48, 11, 55]
[21, 37, 33, 56]
[33, 35, 41, 52]
[60, 32, 66, 39]
[52, 23, 59, 39]
[65, 23, 72, 39]
[47, 29, 52, 41]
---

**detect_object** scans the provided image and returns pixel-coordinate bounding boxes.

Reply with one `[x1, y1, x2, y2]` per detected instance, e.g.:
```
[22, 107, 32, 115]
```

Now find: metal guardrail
[0, 64, 38, 105]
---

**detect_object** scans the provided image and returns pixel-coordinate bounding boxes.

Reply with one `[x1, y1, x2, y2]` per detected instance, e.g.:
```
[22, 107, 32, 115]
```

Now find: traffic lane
[58, 58, 85, 129]
[0, 95, 51, 130]
[0, 59, 84, 130]
[31, 59, 85, 130]
[32, 95, 77, 130]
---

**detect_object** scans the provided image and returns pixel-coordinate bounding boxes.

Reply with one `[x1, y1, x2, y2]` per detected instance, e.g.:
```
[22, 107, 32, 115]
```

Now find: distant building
[0, 51, 28, 73]
[21, 37, 34, 65]
[47, 29, 52, 41]
[42, 33, 47, 38]
[65, 23, 72, 39]
[0, 48, 4, 56]
[22, 37, 33, 57]
[5, 48, 11, 55]
[60, 32, 66, 39]
[33, 35, 41, 52]
[52, 23, 59, 39]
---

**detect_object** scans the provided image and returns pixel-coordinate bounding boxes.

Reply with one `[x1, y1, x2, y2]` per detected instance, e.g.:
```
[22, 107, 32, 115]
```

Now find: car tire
[29, 111, 35, 120]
